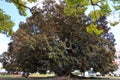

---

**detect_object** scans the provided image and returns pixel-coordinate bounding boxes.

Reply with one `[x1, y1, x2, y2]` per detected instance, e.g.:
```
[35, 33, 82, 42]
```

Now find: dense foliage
[0, 0, 118, 77]
[0, 0, 120, 35]
[64, 0, 120, 35]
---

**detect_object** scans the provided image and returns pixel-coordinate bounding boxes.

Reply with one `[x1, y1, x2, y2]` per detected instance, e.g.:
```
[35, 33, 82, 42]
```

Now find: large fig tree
[0, 0, 117, 77]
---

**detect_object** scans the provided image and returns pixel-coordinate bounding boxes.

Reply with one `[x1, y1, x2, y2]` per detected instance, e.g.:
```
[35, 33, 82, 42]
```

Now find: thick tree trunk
[22, 72, 29, 78]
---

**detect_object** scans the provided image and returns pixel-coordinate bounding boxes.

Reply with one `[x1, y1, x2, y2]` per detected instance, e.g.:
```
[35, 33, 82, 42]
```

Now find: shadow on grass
[0, 74, 120, 80]
[0, 77, 119, 80]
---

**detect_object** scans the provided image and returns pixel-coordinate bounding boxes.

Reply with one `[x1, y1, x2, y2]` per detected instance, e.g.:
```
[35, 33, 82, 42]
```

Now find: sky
[0, 1, 30, 67]
[0, 1, 28, 55]
[0, 0, 120, 56]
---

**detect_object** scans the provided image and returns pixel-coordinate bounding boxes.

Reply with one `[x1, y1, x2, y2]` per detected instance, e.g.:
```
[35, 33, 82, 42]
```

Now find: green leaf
[100, 2, 111, 16]
[109, 21, 119, 26]
[76, 7, 87, 14]
[89, 10, 101, 22]
[92, 0, 101, 4]
[17, 1, 27, 16]
[28, 0, 37, 3]
[80, 0, 89, 5]
[64, 8, 76, 16]
[8, 28, 14, 35]
[114, 6, 120, 10]
[95, 29, 103, 36]
[65, 0, 79, 8]
[64, 0, 88, 16]
[0, 8, 14, 35]
[86, 23, 103, 36]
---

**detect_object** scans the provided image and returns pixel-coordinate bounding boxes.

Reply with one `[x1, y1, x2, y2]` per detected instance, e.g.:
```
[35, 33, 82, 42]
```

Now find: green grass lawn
[0, 73, 120, 80]
[107, 76, 120, 79]
[0, 73, 55, 78]
[29, 73, 55, 78]
[0, 74, 54, 80]
[0, 74, 12, 78]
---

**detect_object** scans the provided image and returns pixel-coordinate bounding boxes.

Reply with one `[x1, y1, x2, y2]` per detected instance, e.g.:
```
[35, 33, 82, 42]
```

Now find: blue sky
[0, 1, 29, 67]
[0, 1, 29, 55]
[0, 0, 120, 56]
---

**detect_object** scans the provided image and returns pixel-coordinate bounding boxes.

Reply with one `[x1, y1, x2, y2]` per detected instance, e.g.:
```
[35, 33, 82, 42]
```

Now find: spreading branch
[12, 0, 31, 11]
[90, 0, 105, 21]
[90, 0, 105, 5]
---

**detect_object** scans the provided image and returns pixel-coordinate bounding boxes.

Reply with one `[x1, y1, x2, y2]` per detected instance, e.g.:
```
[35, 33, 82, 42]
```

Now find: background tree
[0, 0, 117, 77]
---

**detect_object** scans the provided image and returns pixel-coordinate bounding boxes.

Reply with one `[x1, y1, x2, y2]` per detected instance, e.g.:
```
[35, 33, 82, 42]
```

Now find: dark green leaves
[65, 0, 80, 7]
[0, 0, 117, 76]
[64, 8, 76, 16]
[64, 0, 88, 16]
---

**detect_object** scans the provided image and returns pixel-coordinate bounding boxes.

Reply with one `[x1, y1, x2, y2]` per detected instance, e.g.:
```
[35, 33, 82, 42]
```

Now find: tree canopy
[65, 0, 120, 35]
[0, 0, 120, 35]
[0, 0, 118, 77]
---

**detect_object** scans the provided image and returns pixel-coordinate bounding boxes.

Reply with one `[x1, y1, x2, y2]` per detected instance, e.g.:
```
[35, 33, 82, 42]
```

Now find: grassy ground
[0, 74, 54, 80]
[107, 76, 120, 79]
[0, 74, 120, 80]
[0, 74, 12, 78]
[0, 73, 55, 77]
[29, 73, 55, 78]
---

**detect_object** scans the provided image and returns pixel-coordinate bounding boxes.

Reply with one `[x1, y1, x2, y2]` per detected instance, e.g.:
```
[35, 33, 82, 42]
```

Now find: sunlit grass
[0, 74, 12, 78]
[107, 76, 120, 79]
[0, 73, 120, 79]
[0, 73, 55, 78]
[29, 73, 55, 77]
